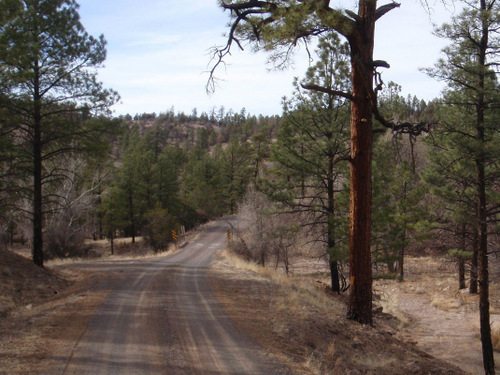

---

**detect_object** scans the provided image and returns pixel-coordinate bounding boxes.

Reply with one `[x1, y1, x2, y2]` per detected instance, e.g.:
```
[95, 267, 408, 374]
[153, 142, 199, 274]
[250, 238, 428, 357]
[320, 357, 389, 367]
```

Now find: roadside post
[172, 229, 177, 249]
[226, 229, 231, 251]
[181, 225, 186, 243]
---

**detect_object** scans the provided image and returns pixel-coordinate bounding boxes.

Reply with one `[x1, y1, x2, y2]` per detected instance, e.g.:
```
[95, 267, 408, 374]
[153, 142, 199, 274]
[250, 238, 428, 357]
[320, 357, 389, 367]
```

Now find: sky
[77, 1, 463, 118]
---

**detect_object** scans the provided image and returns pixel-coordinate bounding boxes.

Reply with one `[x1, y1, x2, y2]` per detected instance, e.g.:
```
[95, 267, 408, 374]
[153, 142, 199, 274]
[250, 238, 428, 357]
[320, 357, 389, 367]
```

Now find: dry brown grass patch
[492, 321, 500, 352]
[211, 249, 466, 375]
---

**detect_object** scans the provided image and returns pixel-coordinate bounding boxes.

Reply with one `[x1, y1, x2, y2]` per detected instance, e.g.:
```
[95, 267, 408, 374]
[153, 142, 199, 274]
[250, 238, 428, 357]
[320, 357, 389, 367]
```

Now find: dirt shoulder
[209, 250, 467, 375]
[0, 250, 122, 374]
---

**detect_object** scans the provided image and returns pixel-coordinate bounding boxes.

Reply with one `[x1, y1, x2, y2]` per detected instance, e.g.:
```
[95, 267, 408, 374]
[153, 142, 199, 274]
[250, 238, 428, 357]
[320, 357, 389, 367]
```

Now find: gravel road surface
[54, 220, 288, 375]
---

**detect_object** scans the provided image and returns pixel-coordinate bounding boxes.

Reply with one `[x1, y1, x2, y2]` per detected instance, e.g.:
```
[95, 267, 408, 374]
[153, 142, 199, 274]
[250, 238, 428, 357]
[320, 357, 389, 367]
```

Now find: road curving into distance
[54, 220, 289, 375]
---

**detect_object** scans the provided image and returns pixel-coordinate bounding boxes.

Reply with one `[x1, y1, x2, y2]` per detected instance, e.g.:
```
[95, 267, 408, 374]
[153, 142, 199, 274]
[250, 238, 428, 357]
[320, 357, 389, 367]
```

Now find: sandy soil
[376, 256, 500, 375]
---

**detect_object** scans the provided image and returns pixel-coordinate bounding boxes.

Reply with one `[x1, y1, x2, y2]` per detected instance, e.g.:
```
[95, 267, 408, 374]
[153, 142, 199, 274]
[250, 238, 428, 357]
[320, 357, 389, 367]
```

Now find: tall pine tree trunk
[477, 2, 494, 371]
[33, 116, 43, 267]
[470, 229, 479, 294]
[458, 223, 467, 290]
[399, 181, 408, 281]
[97, 172, 104, 240]
[127, 186, 136, 244]
[328, 167, 340, 293]
[477, 154, 494, 374]
[346, 0, 375, 325]
[215, 0, 405, 325]
[32, 61, 44, 268]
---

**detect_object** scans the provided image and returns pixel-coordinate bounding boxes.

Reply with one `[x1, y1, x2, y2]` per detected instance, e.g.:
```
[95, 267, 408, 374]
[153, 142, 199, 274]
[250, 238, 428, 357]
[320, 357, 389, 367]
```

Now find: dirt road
[50, 220, 288, 375]
[376, 257, 500, 375]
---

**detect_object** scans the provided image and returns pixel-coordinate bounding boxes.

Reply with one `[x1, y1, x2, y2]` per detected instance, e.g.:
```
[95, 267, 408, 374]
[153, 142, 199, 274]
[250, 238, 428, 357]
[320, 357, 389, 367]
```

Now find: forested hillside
[0, 105, 280, 257]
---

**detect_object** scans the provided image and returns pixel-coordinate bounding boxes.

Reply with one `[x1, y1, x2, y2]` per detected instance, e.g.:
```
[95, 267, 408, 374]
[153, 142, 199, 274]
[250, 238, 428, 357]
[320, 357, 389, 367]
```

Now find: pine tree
[112, 133, 156, 242]
[182, 146, 225, 217]
[424, 101, 477, 289]
[155, 147, 182, 213]
[372, 133, 426, 280]
[217, 137, 253, 214]
[0, 0, 118, 267]
[270, 32, 351, 292]
[372, 84, 431, 280]
[424, 2, 500, 372]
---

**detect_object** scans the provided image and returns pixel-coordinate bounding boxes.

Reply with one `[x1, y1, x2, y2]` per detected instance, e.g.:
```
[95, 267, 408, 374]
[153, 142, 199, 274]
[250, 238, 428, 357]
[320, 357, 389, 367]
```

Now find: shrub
[232, 190, 301, 271]
[44, 215, 90, 259]
[143, 206, 178, 254]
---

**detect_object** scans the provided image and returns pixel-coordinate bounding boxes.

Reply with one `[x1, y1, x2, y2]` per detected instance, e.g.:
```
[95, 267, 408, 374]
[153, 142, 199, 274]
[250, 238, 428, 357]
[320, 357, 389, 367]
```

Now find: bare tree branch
[375, 2, 401, 21]
[301, 83, 354, 101]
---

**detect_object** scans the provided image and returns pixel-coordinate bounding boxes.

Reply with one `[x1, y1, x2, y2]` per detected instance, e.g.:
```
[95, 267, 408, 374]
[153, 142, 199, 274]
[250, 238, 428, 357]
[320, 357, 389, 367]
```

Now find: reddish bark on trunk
[346, 0, 376, 325]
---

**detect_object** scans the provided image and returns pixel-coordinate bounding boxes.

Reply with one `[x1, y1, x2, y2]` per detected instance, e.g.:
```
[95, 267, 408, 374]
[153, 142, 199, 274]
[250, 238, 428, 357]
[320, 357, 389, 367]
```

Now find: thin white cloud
[126, 34, 183, 47]
[80, 0, 459, 117]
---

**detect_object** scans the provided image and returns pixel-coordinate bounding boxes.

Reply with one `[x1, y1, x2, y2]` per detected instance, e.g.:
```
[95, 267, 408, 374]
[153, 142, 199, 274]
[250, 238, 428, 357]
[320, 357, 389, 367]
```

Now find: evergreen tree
[424, 100, 478, 290]
[182, 146, 224, 217]
[142, 205, 178, 254]
[372, 133, 426, 280]
[250, 126, 271, 181]
[0, 106, 22, 240]
[155, 146, 182, 213]
[82, 117, 123, 241]
[372, 84, 431, 280]
[101, 185, 129, 255]
[109, 132, 151, 242]
[217, 137, 253, 214]
[270, 32, 351, 292]
[424, 2, 500, 373]
[0, 0, 118, 267]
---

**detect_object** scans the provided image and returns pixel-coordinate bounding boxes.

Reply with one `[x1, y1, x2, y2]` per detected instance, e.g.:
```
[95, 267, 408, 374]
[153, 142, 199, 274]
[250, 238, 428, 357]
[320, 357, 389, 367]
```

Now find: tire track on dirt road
[50, 220, 289, 375]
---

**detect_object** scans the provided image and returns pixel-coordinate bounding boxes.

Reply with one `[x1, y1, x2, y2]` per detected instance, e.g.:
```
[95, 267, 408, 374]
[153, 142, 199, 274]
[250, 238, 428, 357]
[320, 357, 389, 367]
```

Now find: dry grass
[375, 288, 410, 329]
[46, 247, 159, 266]
[46, 235, 194, 267]
[84, 236, 144, 247]
[375, 255, 500, 374]
[396, 256, 475, 313]
[272, 278, 344, 317]
[431, 293, 463, 310]
[353, 354, 398, 370]
[10, 236, 158, 266]
[0, 249, 70, 317]
[212, 249, 466, 375]
[218, 248, 345, 319]
[426, 273, 466, 311]
[492, 321, 500, 352]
